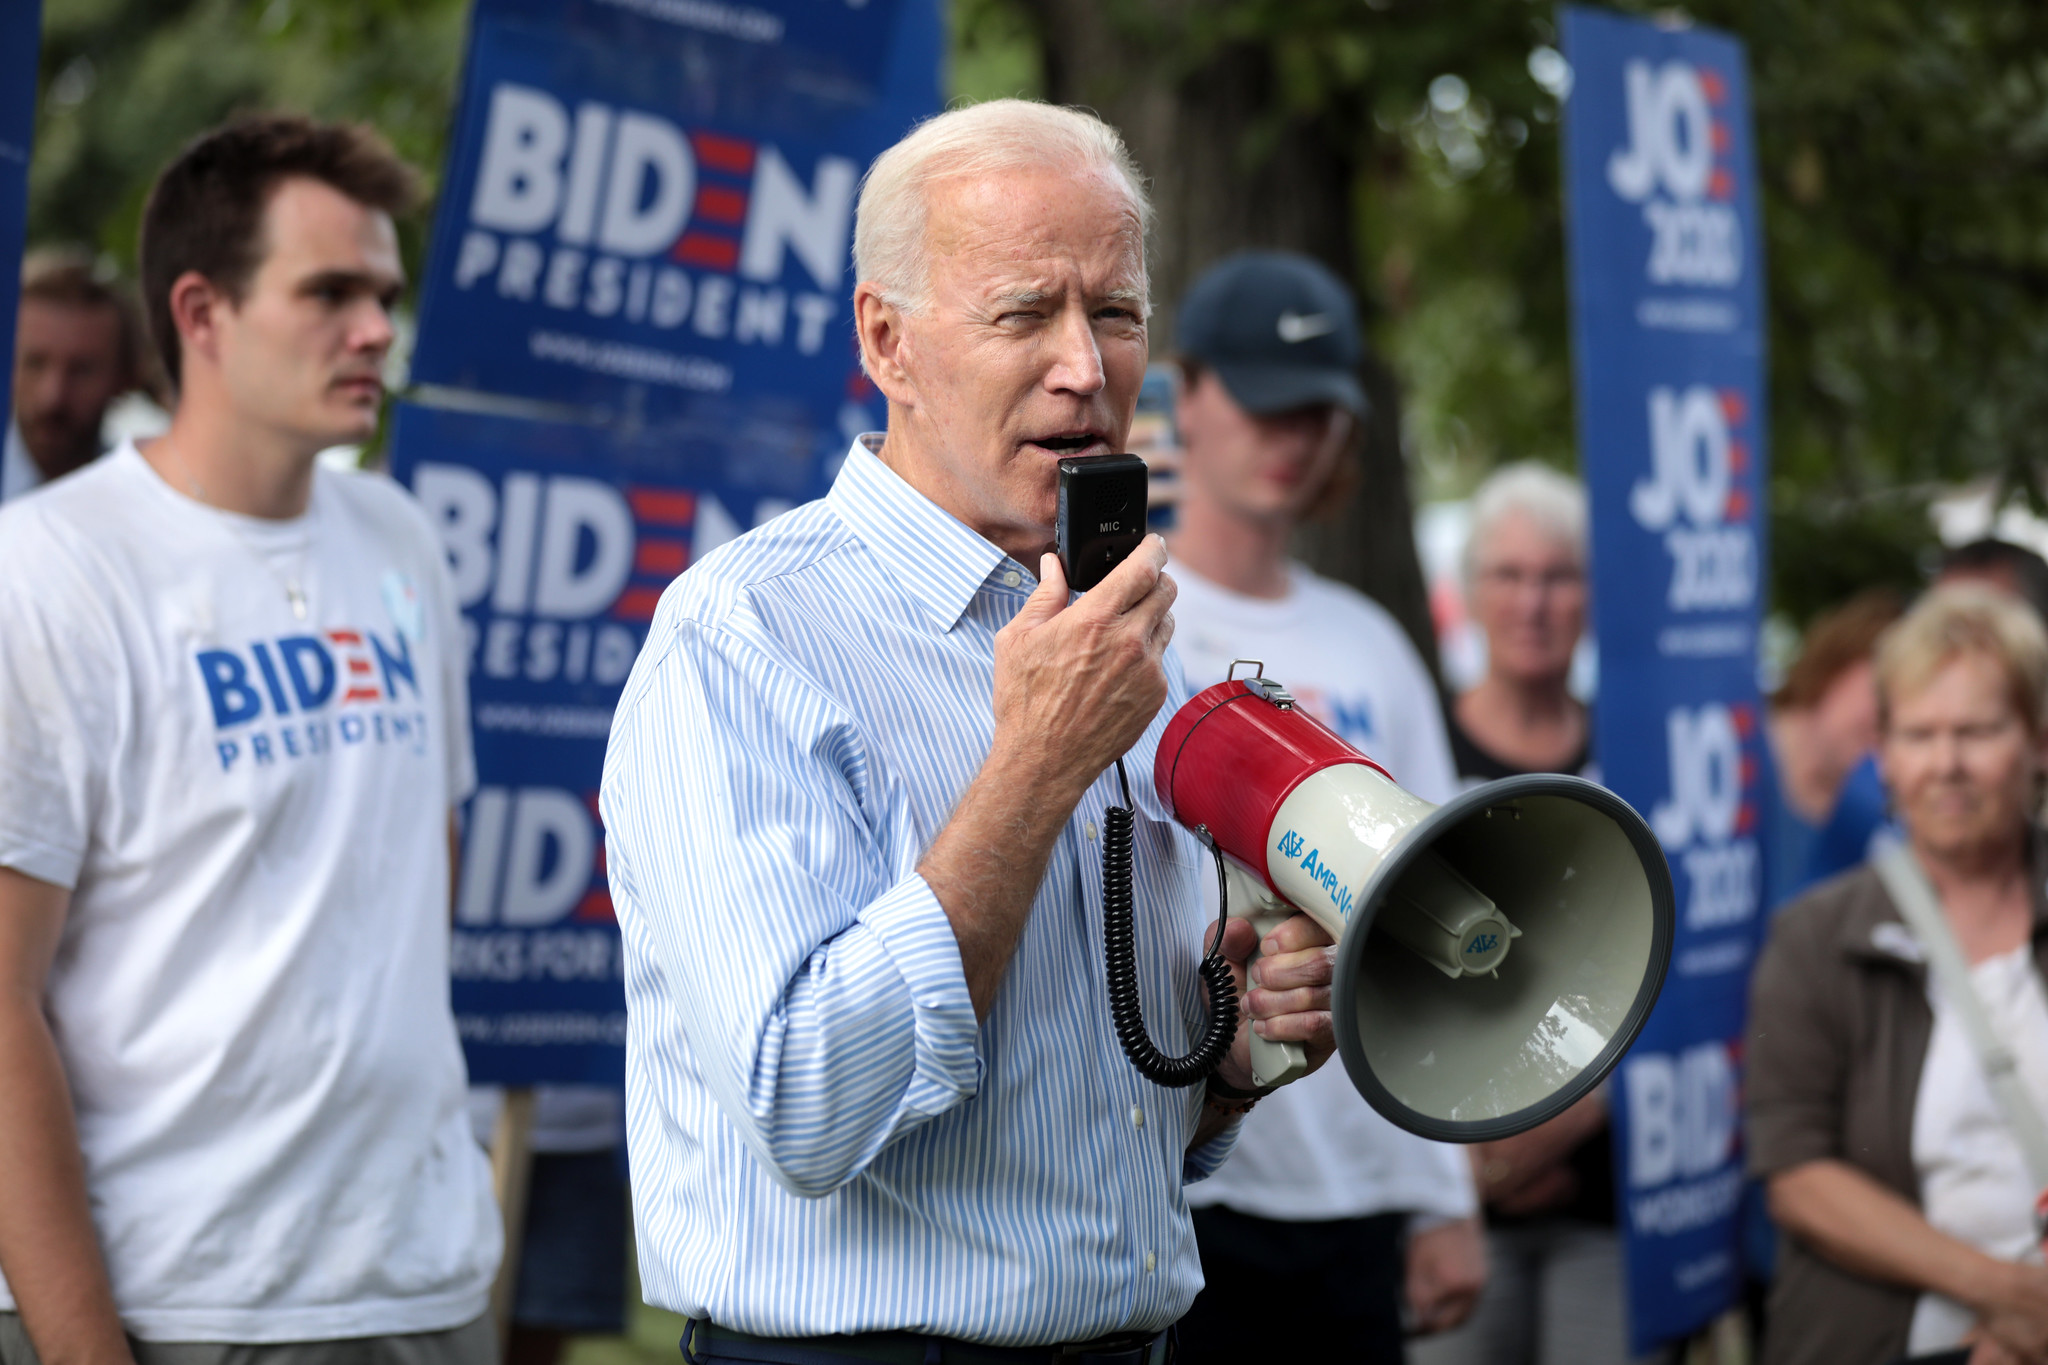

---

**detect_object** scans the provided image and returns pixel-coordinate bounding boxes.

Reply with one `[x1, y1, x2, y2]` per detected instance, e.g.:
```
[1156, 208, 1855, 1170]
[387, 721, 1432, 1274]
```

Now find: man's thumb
[1013, 552, 1068, 628]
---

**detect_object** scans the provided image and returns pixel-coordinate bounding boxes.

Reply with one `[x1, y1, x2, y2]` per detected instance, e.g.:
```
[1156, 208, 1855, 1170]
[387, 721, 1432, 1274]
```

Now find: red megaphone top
[1154, 678, 1394, 894]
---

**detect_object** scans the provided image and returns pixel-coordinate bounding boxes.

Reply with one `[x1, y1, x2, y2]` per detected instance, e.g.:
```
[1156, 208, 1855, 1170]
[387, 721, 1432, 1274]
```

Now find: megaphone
[1151, 667, 1674, 1142]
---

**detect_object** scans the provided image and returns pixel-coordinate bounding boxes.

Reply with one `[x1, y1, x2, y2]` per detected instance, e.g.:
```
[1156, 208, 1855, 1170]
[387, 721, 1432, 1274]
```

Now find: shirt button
[1130, 1105, 1145, 1129]
[1002, 570, 1022, 587]
[1084, 821, 1099, 842]
[1144, 1251, 1157, 1273]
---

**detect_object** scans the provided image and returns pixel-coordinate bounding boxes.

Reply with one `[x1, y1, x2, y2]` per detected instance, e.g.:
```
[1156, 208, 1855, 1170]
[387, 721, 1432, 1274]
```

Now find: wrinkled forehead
[924, 163, 1147, 294]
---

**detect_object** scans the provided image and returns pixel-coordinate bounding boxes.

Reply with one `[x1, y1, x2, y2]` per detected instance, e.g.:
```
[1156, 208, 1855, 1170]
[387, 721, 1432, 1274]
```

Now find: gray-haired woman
[1417, 463, 1636, 1365]
[1749, 585, 2048, 1365]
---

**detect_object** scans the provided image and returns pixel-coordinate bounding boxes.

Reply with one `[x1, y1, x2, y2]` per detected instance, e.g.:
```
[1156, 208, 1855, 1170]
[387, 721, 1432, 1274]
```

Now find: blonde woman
[1749, 585, 2048, 1365]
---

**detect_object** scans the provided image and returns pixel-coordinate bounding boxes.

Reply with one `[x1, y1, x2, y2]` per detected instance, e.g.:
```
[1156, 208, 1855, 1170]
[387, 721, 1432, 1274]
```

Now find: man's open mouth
[1027, 432, 1107, 454]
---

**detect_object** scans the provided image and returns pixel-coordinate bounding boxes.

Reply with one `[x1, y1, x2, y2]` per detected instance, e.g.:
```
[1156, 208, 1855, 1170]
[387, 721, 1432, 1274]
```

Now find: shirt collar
[1, 423, 44, 503]
[828, 434, 1012, 632]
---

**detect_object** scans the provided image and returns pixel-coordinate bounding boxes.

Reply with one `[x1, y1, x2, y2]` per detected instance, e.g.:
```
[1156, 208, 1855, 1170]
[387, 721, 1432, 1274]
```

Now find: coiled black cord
[1102, 757, 1237, 1087]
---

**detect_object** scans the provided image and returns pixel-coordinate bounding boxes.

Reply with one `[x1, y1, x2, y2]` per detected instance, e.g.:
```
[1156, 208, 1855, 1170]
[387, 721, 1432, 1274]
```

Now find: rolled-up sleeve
[603, 618, 982, 1199]
[1183, 1116, 1244, 1183]
[1745, 904, 1845, 1177]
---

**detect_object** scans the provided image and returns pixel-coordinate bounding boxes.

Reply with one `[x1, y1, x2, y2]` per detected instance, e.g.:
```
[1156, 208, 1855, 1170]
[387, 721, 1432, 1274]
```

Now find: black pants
[1178, 1206, 1406, 1365]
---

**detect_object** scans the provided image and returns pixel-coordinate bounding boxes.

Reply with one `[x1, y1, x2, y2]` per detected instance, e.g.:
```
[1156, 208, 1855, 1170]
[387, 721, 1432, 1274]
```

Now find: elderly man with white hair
[600, 100, 1340, 1365]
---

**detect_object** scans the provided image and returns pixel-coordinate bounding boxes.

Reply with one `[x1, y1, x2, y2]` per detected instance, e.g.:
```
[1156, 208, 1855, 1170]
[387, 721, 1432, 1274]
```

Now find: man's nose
[352, 300, 397, 355]
[1043, 307, 1105, 396]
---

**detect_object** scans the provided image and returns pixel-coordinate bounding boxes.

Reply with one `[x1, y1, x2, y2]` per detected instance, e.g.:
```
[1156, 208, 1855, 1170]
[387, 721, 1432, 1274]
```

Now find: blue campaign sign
[409, 0, 941, 460]
[478, 0, 911, 93]
[390, 400, 833, 1083]
[1560, 5, 1770, 1350]
[398, 0, 941, 1082]
[0, 0, 41, 428]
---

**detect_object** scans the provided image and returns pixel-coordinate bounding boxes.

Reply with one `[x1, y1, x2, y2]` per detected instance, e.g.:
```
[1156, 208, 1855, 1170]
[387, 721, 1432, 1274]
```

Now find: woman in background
[1769, 590, 1905, 901]
[1748, 585, 2048, 1365]
[1415, 463, 1641, 1365]
[1443, 463, 1594, 788]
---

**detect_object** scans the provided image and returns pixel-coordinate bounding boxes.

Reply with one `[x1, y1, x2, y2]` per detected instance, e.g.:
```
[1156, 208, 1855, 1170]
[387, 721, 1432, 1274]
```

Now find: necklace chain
[157, 437, 312, 621]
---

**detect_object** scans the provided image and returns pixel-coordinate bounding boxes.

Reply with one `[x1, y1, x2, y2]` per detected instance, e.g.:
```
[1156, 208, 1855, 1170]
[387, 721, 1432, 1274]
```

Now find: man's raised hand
[991, 535, 1177, 803]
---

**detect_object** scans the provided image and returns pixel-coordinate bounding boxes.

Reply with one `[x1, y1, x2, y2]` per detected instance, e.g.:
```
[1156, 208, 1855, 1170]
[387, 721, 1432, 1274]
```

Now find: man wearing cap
[1161, 250, 1487, 1361]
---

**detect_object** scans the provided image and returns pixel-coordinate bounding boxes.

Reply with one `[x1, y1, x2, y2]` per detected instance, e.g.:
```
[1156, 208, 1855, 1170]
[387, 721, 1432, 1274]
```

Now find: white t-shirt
[1907, 943, 2048, 1353]
[0, 442, 500, 1343]
[1171, 560, 1476, 1223]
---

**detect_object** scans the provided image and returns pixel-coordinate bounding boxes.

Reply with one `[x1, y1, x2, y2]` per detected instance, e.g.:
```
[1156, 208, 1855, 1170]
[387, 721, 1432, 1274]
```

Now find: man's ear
[167, 270, 229, 376]
[854, 283, 918, 409]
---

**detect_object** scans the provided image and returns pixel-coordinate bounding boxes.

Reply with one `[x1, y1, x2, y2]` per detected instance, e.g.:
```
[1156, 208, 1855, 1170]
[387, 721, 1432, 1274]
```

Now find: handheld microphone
[1054, 454, 1240, 1087]
[1055, 454, 1148, 591]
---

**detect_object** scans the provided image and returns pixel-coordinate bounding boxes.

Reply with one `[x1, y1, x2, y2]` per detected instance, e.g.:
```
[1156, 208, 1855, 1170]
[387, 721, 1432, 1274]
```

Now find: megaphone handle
[1245, 908, 1310, 1089]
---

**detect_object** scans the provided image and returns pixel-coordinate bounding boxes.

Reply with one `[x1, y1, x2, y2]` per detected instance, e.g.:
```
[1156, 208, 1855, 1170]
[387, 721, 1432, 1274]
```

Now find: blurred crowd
[8, 99, 2048, 1365]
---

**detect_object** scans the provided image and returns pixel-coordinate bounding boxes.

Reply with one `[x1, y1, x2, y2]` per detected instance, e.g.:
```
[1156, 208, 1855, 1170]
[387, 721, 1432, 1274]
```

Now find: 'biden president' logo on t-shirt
[195, 627, 430, 771]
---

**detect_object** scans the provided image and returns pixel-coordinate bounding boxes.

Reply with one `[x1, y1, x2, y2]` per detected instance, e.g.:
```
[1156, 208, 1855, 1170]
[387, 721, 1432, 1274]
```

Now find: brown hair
[1774, 588, 1906, 711]
[19, 246, 159, 399]
[138, 113, 421, 389]
[1940, 538, 2048, 625]
[1876, 583, 2048, 737]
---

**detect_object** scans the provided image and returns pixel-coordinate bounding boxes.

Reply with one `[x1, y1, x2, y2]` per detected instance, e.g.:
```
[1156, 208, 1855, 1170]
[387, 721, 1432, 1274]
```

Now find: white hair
[852, 99, 1153, 316]
[1463, 461, 1589, 587]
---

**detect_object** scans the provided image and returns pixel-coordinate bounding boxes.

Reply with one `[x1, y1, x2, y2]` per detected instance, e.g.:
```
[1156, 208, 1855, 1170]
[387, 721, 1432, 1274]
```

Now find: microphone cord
[1101, 756, 1238, 1087]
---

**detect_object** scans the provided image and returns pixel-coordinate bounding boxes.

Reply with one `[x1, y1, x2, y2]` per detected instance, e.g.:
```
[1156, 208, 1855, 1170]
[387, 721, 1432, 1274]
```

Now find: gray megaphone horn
[1154, 665, 1675, 1141]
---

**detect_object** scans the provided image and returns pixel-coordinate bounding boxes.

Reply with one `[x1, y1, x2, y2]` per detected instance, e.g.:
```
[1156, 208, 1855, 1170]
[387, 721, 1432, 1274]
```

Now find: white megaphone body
[1155, 667, 1675, 1142]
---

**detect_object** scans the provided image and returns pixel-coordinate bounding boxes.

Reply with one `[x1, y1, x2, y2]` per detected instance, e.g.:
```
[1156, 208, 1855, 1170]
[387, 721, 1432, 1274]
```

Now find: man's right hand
[1976, 1262, 2048, 1363]
[990, 535, 1177, 802]
[919, 535, 1177, 1017]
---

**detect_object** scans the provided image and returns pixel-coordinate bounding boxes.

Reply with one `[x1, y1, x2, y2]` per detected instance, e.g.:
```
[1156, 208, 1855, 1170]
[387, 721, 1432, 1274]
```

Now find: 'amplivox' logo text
[195, 628, 427, 772]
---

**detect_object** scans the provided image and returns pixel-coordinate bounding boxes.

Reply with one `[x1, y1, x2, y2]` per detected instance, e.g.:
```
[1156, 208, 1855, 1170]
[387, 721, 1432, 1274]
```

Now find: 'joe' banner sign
[1561, 5, 1770, 1350]
[393, 0, 942, 1083]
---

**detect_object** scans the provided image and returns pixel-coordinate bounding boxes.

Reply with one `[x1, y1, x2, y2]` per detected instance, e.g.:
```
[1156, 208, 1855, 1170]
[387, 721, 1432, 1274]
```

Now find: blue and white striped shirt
[601, 436, 1235, 1343]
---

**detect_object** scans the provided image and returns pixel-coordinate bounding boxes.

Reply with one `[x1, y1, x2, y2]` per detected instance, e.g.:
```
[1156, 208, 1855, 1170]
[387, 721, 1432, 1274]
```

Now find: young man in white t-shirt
[1159, 252, 1485, 1362]
[0, 115, 499, 1365]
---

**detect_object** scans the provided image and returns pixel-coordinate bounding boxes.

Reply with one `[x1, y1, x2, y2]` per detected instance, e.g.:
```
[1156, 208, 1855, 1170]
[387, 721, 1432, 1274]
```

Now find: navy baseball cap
[1175, 251, 1368, 417]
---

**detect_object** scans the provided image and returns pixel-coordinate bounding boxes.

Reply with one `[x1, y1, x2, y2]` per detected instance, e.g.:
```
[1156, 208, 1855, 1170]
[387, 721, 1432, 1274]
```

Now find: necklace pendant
[287, 584, 308, 621]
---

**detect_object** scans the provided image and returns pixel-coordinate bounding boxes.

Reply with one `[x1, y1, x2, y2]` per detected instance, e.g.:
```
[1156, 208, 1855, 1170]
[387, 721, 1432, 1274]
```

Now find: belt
[680, 1319, 1175, 1365]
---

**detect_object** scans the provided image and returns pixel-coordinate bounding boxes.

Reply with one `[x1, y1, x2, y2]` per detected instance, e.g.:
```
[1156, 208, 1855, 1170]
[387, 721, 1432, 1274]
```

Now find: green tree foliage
[29, 0, 2048, 623]
[1714, 0, 2048, 512]
[31, 0, 468, 273]
[956, 0, 2048, 621]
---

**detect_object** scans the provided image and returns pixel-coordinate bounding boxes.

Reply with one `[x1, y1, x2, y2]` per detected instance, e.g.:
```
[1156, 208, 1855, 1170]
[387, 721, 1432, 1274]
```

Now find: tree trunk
[1024, 2, 1440, 678]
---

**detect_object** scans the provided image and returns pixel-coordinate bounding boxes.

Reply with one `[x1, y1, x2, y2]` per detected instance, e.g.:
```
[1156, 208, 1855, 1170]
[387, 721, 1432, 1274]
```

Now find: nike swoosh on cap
[1276, 311, 1335, 343]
